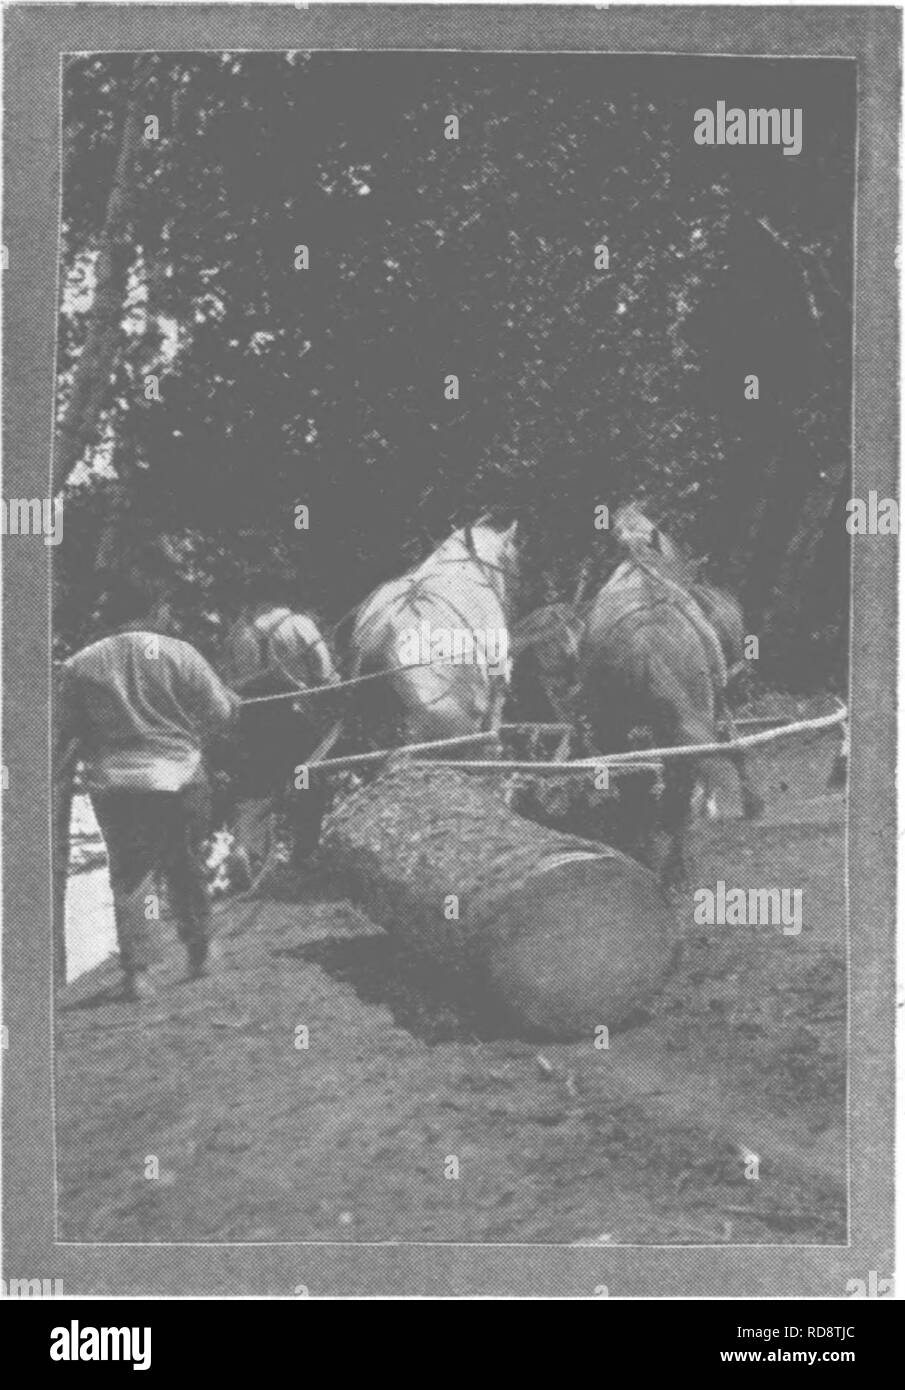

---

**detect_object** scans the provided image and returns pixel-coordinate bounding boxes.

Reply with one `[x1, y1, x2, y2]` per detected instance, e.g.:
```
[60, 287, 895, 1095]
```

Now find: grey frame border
[2, 4, 896, 1298]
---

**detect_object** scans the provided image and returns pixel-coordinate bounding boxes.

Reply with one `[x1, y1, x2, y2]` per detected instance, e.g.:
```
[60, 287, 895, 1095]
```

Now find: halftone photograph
[2, 4, 897, 1302]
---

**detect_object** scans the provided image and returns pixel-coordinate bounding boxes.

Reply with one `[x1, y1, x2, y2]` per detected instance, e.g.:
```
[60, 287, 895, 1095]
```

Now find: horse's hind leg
[719, 705, 765, 819]
[659, 704, 725, 893]
[481, 677, 509, 755]
[657, 759, 698, 895]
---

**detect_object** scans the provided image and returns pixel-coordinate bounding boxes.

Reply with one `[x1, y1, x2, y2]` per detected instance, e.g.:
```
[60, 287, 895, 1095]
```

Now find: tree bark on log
[322, 766, 676, 1039]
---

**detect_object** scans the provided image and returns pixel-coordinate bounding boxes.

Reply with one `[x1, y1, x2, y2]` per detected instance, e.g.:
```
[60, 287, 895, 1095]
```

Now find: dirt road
[57, 737, 846, 1246]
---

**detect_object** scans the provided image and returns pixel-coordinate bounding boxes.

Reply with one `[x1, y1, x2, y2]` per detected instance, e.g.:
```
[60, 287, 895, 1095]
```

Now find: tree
[56, 53, 855, 689]
[55, 56, 156, 495]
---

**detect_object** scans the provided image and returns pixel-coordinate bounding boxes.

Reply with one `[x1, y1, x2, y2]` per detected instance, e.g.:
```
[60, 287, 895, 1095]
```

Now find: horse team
[57, 503, 763, 996]
[323, 502, 763, 890]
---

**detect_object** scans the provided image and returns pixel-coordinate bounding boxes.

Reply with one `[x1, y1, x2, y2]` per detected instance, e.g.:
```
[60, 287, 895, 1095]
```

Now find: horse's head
[612, 504, 697, 588]
[470, 514, 518, 565]
[613, 503, 675, 558]
[456, 516, 519, 604]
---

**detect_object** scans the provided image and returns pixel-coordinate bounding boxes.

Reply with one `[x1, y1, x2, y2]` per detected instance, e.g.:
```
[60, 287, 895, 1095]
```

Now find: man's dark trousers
[91, 777, 212, 976]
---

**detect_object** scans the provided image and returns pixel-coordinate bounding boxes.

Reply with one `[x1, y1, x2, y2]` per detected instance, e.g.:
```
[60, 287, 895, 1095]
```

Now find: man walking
[58, 581, 238, 999]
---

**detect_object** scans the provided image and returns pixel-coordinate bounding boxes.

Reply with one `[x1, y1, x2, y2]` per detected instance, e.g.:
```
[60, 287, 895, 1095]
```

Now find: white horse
[350, 518, 519, 747]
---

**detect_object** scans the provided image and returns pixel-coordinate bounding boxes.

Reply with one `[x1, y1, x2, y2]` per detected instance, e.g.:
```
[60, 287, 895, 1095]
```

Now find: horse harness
[595, 575, 728, 690]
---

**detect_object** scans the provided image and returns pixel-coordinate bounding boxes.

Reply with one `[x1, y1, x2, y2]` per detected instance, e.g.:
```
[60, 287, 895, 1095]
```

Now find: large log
[322, 766, 676, 1039]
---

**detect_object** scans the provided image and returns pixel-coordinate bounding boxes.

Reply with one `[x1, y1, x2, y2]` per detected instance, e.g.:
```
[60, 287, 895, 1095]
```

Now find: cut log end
[482, 850, 676, 1038]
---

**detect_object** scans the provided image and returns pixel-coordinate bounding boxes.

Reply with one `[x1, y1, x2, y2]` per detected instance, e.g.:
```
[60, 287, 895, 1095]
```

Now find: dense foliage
[56, 52, 854, 687]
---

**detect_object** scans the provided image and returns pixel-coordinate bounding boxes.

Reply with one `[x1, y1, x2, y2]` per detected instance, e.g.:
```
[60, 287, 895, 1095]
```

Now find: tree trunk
[760, 464, 851, 637]
[322, 766, 676, 1039]
[54, 57, 154, 496]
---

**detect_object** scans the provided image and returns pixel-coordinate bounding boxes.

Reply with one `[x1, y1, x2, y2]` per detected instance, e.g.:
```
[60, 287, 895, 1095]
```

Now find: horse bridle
[608, 552, 727, 682]
[431, 542, 519, 601]
[335, 528, 518, 658]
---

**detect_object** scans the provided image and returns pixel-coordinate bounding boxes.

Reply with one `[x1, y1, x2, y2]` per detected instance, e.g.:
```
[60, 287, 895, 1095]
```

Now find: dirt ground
[56, 735, 847, 1246]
